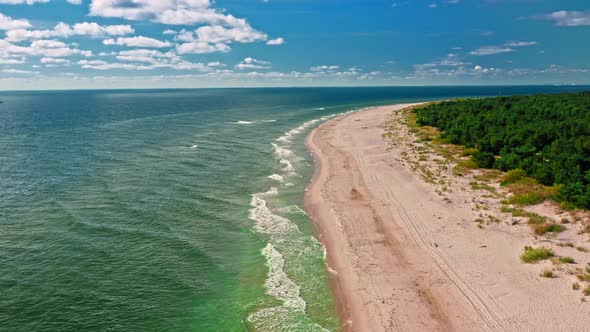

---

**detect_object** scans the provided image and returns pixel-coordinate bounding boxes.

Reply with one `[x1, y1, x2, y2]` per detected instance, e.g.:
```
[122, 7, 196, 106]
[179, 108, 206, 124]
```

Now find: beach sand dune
[305, 104, 590, 331]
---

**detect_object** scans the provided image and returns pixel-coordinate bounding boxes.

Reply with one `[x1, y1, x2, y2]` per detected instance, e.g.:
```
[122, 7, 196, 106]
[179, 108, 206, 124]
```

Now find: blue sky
[0, 0, 588, 89]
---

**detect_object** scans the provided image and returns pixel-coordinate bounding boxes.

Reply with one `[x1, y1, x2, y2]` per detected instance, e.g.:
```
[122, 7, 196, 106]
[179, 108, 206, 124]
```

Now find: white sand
[305, 104, 590, 331]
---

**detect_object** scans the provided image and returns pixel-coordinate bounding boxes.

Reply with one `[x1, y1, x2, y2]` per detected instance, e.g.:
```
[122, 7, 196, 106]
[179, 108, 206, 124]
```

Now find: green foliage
[415, 92, 590, 209]
[533, 223, 564, 235]
[520, 246, 555, 263]
[471, 151, 495, 168]
[501, 169, 528, 186]
[461, 147, 479, 156]
[506, 192, 546, 205]
[559, 256, 575, 264]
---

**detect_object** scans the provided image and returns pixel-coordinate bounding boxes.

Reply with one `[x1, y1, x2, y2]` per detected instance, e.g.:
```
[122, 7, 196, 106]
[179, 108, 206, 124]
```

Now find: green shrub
[533, 223, 564, 235]
[501, 169, 528, 186]
[559, 256, 575, 264]
[471, 151, 496, 168]
[520, 246, 554, 263]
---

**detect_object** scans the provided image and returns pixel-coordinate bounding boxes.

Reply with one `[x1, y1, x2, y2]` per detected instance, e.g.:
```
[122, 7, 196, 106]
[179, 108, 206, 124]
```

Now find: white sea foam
[268, 174, 284, 182]
[235, 119, 276, 125]
[190, 144, 198, 149]
[249, 188, 298, 236]
[248, 110, 364, 330]
[271, 143, 296, 159]
[261, 243, 307, 310]
[279, 159, 296, 175]
[315, 107, 326, 110]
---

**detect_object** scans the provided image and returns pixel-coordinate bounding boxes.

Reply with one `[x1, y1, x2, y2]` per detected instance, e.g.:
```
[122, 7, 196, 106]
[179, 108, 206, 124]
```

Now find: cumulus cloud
[176, 41, 230, 54]
[0, 13, 31, 30]
[0, 39, 93, 58]
[90, 0, 251, 27]
[0, 57, 25, 64]
[310, 65, 340, 72]
[0, 0, 48, 4]
[469, 46, 513, 56]
[116, 49, 180, 63]
[79, 57, 210, 71]
[90, 1, 270, 54]
[541, 10, 590, 27]
[266, 37, 285, 45]
[235, 57, 271, 70]
[6, 22, 134, 42]
[469, 40, 537, 56]
[505, 41, 537, 47]
[103, 36, 172, 48]
[2, 68, 39, 74]
[41, 57, 70, 64]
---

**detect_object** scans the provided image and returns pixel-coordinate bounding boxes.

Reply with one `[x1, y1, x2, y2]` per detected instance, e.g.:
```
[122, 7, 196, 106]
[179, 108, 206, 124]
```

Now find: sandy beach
[305, 104, 590, 331]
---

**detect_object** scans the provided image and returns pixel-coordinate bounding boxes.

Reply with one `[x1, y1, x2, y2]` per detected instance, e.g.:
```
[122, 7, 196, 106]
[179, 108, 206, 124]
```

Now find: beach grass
[520, 246, 555, 263]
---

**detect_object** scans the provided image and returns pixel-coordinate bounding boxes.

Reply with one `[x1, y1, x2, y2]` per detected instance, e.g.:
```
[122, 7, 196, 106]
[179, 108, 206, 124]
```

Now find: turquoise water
[1, 86, 588, 331]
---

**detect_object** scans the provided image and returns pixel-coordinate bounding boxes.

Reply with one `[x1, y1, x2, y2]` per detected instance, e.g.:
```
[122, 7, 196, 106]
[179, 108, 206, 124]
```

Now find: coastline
[304, 104, 590, 331]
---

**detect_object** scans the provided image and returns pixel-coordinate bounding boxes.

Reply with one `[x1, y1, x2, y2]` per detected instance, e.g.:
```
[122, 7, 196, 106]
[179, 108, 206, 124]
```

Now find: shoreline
[304, 103, 590, 331]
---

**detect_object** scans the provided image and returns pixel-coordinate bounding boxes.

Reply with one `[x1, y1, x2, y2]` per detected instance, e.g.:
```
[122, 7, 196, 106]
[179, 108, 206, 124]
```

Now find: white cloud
[0, 57, 24, 64]
[207, 61, 225, 67]
[6, 22, 134, 42]
[0, 13, 31, 30]
[542, 10, 590, 27]
[176, 42, 230, 54]
[90, 0, 252, 27]
[79, 57, 210, 72]
[116, 49, 180, 63]
[67, 0, 82, 4]
[505, 41, 537, 47]
[235, 57, 271, 70]
[0, 0, 48, 4]
[2, 68, 39, 74]
[163, 29, 177, 35]
[469, 40, 536, 56]
[41, 57, 70, 64]
[90, 0, 269, 54]
[266, 37, 285, 45]
[103, 36, 172, 48]
[0, 39, 93, 58]
[469, 46, 513, 56]
[310, 65, 339, 72]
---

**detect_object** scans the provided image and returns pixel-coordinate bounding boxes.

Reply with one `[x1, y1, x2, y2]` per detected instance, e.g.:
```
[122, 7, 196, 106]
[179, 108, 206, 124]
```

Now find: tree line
[414, 92, 590, 208]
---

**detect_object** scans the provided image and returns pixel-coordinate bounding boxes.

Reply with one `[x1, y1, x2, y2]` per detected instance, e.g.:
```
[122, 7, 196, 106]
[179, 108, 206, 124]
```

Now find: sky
[0, 0, 588, 90]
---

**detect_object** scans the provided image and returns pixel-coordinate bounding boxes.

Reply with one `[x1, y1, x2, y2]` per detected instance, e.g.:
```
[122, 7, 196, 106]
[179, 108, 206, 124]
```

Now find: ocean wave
[271, 143, 296, 159]
[279, 159, 296, 175]
[250, 188, 298, 236]
[262, 243, 307, 310]
[268, 174, 284, 182]
[234, 119, 277, 125]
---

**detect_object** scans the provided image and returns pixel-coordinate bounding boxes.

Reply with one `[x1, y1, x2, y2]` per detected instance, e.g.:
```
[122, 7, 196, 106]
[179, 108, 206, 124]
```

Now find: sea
[1, 86, 588, 331]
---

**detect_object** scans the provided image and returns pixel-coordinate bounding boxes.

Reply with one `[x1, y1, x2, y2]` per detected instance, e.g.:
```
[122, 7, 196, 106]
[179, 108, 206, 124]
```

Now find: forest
[414, 92, 590, 209]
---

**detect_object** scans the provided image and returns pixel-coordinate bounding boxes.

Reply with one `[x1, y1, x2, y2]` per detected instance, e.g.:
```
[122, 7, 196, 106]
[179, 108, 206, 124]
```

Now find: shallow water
[1, 86, 588, 331]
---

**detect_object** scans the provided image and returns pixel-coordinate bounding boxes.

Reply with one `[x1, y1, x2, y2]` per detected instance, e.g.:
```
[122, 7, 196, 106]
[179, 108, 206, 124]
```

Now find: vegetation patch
[500, 169, 528, 186]
[540, 269, 554, 278]
[520, 246, 555, 263]
[559, 256, 575, 264]
[414, 92, 590, 209]
[532, 223, 564, 236]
